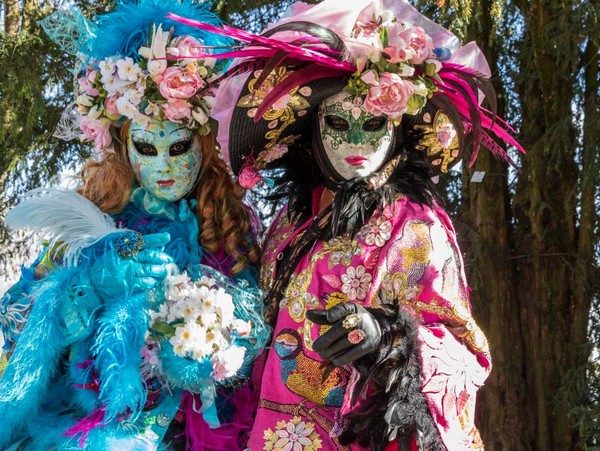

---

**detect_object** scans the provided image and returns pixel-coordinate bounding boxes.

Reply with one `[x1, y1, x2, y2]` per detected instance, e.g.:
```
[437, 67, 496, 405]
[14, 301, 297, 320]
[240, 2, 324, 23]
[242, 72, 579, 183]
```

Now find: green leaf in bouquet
[424, 61, 440, 76]
[151, 321, 176, 337]
[406, 93, 426, 115]
[375, 58, 388, 74]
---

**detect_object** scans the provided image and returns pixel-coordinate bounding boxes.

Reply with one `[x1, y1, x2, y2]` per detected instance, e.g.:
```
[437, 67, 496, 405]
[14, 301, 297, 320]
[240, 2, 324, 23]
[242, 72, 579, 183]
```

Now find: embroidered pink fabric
[249, 187, 491, 450]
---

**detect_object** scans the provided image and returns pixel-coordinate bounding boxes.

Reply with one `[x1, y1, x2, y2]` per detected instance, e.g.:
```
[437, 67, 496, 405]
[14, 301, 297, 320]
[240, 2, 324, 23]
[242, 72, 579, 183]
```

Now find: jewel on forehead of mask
[159, 130, 166, 138]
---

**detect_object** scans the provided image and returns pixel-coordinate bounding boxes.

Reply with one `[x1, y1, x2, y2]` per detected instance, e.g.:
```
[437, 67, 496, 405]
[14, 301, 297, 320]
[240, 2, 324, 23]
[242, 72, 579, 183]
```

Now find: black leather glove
[307, 302, 384, 366]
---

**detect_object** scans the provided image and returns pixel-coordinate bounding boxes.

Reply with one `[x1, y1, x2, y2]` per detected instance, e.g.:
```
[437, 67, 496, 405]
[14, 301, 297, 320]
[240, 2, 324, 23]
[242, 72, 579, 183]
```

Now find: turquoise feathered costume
[0, 187, 269, 449]
[0, 2, 269, 448]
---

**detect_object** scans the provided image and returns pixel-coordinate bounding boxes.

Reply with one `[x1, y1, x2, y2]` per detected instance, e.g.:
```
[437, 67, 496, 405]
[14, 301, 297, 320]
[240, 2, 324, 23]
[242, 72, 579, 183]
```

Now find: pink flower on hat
[238, 164, 263, 189]
[168, 35, 204, 58]
[364, 72, 415, 120]
[397, 26, 434, 65]
[80, 116, 112, 150]
[163, 98, 192, 122]
[384, 43, 411, 64]
[104, 94, 121, 120]
[157, 66, 205, 100]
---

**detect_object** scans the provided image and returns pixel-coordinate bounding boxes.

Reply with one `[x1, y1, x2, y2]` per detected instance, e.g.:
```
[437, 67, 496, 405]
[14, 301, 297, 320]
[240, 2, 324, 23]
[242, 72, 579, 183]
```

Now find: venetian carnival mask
[317, 91, 394, 181]
[127, 119, 202, 202]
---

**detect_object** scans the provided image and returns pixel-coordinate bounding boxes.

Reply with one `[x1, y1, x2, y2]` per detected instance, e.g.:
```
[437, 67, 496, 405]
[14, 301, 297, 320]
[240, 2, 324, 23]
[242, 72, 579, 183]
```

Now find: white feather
[6, 188, 128, 267]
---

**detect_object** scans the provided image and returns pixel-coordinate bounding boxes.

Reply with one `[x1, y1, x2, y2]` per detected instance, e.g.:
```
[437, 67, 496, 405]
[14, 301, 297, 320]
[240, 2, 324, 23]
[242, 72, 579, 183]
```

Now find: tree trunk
[4, 0, 20, 36]
[458, 1, 530, 448]
[454, 0, 595, 448]
[512, 0, 582, 448]
[573, 28, 599, 360]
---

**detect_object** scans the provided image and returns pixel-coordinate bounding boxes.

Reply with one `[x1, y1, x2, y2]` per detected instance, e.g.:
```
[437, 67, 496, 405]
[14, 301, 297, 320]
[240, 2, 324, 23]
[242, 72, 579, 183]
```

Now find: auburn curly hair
[79, 123, 259, 274]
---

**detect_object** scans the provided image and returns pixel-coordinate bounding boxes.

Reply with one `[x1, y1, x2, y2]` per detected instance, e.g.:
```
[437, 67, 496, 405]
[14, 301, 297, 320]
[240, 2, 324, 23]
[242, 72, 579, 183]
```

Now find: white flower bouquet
[141, 265, 270, 426]
[145, 270, 263, 387]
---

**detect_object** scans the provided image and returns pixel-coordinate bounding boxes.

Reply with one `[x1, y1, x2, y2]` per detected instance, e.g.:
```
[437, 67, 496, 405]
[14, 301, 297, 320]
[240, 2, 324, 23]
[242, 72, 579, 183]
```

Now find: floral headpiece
[77, 26, 219, 151]
[342, 13, 445, 122]
[40, 0, 231, 153]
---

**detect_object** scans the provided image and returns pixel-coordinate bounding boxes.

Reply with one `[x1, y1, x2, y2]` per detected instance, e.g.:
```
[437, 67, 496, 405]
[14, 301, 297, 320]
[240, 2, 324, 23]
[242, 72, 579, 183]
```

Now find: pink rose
[157, 66, 205, 100]
[397, 26, 434, 64]
[384, 42, 410, 64]
[80, 116, 112, 150]
[168, 35, 204, 58]
[87, 69, 98, 82]
[163, 98, 192, 123]
[104, 94, 121, 120]
[77, 75, 99, 97]
[238, 165, 262, 189]
[363, 72, 415, 119]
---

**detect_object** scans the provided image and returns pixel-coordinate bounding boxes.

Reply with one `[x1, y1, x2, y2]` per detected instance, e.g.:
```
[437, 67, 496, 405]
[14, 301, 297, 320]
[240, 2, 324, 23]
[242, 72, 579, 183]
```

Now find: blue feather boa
[0, 267, 75, 448]
[25, 410, 157, 450]
[92, 291, 150, 423]
[0, 188, 270, 448]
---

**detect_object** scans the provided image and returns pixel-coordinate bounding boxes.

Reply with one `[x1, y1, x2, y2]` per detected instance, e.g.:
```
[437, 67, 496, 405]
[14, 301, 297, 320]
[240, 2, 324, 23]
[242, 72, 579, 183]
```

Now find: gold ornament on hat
[414, 111, 460, 173]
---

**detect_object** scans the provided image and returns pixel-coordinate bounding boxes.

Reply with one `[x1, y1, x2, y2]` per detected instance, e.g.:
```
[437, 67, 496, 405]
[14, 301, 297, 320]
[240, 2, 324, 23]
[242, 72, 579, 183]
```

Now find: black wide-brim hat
[225, 60, 466, 178]
[227, 67, 347, 175]
[197, 2, 522, 180]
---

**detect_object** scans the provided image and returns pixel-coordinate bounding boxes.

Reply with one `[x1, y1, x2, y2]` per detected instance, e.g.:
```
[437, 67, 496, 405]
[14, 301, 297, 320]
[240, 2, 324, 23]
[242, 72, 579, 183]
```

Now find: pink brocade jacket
[249, 188, 491, 451]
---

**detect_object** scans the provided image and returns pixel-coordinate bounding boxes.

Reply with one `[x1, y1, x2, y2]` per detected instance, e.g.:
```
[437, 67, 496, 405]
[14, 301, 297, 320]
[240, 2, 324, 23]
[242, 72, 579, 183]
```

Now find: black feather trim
[338, 305, 446, 451]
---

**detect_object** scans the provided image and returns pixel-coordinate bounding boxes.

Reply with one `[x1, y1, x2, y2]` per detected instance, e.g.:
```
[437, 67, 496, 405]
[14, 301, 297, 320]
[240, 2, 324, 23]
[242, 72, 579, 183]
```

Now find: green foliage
[217, 0, 314, 33]
[0, 31, 88, 191]
[0, 3, 92, 267]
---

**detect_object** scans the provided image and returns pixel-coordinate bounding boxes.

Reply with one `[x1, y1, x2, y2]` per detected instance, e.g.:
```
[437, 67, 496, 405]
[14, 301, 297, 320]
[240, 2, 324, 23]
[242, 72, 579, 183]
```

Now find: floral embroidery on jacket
[263, 416, 323, 451]
[340, 266, 371, 301]
[357, 215, 393, 247]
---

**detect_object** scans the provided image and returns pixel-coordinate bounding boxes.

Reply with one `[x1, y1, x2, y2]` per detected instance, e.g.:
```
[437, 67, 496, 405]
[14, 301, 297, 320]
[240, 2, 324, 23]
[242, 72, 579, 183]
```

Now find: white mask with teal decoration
[127, 118, 202, 202]
[317, 91, 394, 181]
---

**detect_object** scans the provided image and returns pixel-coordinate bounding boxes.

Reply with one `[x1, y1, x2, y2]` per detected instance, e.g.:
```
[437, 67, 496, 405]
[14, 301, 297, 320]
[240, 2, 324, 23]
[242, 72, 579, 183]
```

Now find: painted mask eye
[133, 141, 158, 156]
[363, 116, 387, 132]
[170, 139, 193, 157]
[325, 115, 349, 131]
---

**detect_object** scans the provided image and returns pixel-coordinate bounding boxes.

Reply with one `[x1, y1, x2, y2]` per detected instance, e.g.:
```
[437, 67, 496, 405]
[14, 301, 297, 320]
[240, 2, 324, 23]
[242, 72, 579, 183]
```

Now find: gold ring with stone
[342, 313, 360, 330]
[348, 329, 366, 344]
